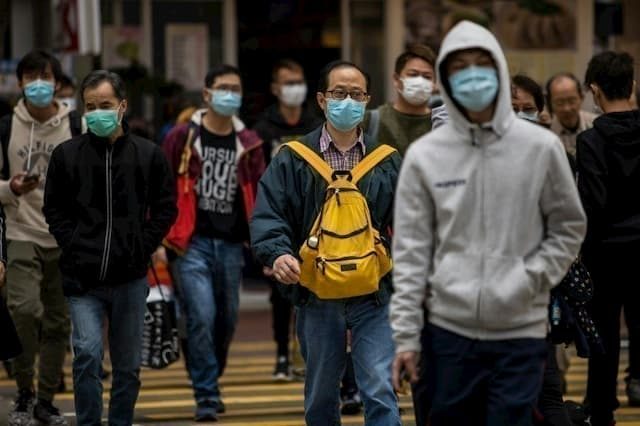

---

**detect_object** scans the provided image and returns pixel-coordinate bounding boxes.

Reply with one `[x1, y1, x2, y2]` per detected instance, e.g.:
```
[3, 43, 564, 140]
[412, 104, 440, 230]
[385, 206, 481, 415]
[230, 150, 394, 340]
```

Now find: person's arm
[390, 148, 434, 355]
[390, 146, 435, 390]
[42, 146, 76, 249]
[142, 147, 178, 260]
[576, 134, 607, 246]
[525, 138, 587, 289]
[250, 149, 297, 270]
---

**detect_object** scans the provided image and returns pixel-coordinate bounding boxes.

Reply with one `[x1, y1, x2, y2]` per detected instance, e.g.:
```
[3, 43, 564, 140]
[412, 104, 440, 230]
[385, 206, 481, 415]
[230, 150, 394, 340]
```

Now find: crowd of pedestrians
[1, 17, 640, 426]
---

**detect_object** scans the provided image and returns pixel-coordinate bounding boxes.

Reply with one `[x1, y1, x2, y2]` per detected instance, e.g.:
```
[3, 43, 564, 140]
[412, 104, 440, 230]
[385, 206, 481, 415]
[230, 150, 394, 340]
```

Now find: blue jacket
[250, 125, 401, 306]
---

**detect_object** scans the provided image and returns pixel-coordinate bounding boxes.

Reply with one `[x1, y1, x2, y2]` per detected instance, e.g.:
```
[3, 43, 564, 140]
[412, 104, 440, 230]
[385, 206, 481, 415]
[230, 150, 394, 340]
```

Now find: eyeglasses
[326, 89, 369, 102]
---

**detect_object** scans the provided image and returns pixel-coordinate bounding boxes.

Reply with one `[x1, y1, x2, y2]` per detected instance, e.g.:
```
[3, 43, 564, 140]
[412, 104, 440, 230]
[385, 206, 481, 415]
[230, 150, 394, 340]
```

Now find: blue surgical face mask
[448, 66, 499, 113]
[516, 110, 539, 122]
[326, 98, 366, 132]
[85, 107, 121, 138]
[24, 79, 55, 108]
[209, 90, 241, 116]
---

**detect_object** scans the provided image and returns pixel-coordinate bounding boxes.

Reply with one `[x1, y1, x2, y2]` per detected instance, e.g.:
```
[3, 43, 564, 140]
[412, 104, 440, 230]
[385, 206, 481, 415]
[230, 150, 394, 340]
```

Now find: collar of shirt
[319, 124, 366, 156]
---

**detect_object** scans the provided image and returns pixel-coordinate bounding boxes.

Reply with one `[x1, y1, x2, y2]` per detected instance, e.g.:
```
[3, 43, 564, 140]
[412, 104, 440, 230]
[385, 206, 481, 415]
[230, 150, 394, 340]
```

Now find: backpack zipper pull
[335, 188, 341, 206]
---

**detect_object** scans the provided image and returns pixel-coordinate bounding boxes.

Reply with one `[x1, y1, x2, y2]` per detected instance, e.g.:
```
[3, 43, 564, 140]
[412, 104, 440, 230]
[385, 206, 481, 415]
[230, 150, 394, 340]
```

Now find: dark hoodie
[253, 104, 322, 164]
[577, 110, 640, 252]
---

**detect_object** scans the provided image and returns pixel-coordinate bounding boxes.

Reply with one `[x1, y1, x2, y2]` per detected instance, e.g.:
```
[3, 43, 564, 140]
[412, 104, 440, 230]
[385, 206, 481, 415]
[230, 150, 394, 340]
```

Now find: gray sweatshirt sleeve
[524, 138, 587, 289]
[390, 147, 434, 354]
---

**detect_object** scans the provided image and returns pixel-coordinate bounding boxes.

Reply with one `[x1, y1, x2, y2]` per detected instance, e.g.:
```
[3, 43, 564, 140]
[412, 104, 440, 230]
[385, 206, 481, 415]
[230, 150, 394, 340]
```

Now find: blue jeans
[176, 236, 244, 404]
[67, 278, 148, 426]
[296, 295, 401, 426]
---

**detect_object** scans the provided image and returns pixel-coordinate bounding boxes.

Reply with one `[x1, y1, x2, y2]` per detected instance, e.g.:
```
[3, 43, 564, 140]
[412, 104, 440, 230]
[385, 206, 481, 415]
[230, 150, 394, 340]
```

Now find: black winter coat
[43, 126, 177, 295]
[576, 110, 640, 254]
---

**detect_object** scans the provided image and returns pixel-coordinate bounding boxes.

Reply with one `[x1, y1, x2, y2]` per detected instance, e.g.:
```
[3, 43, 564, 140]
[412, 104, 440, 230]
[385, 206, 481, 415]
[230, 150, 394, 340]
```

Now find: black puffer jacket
[43, 124, 177, 295]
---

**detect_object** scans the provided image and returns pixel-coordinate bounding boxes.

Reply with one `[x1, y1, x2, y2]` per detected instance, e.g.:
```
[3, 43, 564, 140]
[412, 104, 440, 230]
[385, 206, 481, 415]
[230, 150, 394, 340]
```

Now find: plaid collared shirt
[319, 125, 366, 171]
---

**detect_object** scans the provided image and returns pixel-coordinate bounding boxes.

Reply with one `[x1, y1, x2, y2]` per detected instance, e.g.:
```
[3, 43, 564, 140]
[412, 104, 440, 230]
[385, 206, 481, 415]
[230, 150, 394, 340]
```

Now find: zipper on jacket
[474, 127, 486, 332]
[98, 147, 114, 281]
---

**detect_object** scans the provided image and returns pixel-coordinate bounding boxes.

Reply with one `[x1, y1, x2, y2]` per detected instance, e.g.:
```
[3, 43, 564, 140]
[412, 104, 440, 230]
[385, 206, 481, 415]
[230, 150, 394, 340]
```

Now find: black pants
[426, 324, 547, 426]
[270, 282, 292, 358]
[584, 247, 640, 425]
[537, 342, 572, 426]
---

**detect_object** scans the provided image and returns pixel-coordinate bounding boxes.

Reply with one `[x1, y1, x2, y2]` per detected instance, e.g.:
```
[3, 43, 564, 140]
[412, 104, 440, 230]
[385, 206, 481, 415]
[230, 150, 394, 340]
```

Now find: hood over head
[436, 20, 515, 137]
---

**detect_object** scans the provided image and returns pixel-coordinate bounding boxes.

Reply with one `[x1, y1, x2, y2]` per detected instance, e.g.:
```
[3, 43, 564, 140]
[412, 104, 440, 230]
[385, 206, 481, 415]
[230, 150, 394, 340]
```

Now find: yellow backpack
[285, 141, 396, 299]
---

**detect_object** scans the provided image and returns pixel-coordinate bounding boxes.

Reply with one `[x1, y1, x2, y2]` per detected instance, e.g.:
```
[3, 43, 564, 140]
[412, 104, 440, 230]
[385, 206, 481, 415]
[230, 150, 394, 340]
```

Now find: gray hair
[80, 70, 126, 102]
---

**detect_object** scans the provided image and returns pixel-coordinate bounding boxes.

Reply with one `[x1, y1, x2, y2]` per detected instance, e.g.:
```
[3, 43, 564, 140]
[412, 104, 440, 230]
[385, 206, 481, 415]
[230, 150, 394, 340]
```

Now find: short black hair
[512, 74, 545, 112]
[80, 70, 126, 102]
[16, 50, 63, 82]
[395, 44, 437, 74]
[545, 72, 583, 112]
[272, 59, 304, 82]
[59, 74, 75, 90]
[584, 51, 635, 101]
[204, 64, 241, 88]
[317, 60, 370, 94]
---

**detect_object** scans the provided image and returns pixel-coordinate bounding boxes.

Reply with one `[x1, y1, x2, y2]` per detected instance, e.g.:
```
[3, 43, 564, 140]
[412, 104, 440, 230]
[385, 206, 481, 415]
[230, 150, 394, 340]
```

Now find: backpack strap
[177, 124, 197, 175]
[351, 144, 396, 184]
[285, 141, 333, 183]
[68, 110, 82, 136]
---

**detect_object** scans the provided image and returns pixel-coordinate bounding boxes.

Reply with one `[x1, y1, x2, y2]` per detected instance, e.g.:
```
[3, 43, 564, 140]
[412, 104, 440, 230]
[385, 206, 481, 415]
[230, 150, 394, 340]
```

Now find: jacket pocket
[479, 255, 539, 328]
[428, 252, 481, 328]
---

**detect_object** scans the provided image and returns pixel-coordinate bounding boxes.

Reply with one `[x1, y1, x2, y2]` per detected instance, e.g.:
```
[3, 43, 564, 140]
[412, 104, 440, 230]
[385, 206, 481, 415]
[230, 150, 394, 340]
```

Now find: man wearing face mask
[55, 74, 77, 111]
[43, 70, 176, 426]
[254, 59, 322, 162]
[0, 50, 81, 426]
[363, 44, 436, 156]
[253, 59, 321, 381]
[162, 64, 265, 422]
[251, 60, 402, 425]
[390, 21, 586, 425]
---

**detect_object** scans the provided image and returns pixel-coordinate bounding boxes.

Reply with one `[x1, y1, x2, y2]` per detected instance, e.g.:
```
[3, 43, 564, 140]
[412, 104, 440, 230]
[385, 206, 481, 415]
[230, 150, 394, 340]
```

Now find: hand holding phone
[23, 173, 40, 184]
[10, 172, 40, 195]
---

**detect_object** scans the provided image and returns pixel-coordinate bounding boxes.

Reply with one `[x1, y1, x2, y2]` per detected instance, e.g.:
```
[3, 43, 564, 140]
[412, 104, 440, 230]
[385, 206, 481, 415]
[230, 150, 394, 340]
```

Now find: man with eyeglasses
[546, 72, 598, 158]
[251, 60, 402, 425]
[162, 64, 266, 422]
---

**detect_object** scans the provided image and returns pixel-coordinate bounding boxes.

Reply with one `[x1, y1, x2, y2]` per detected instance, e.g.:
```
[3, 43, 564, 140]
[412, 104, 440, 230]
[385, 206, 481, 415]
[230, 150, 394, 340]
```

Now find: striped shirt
[319, 125, 366, 171]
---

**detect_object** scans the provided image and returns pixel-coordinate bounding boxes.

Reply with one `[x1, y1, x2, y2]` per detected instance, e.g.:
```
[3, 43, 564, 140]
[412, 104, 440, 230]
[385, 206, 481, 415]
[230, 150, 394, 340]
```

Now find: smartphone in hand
[23, 174, 40, 184]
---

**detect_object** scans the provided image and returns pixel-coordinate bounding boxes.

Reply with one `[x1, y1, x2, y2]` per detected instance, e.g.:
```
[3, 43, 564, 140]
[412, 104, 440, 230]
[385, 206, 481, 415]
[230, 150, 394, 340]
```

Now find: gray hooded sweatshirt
[0, 99, 74, 248]
[390, 21, 586, 353]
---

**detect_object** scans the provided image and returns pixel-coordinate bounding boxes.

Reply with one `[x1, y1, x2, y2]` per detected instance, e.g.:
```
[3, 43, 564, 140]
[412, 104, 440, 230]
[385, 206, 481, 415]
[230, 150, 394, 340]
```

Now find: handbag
[549, 257, 603, 357]
[141, 263, 180, 369]
[0, 294, 22, 360]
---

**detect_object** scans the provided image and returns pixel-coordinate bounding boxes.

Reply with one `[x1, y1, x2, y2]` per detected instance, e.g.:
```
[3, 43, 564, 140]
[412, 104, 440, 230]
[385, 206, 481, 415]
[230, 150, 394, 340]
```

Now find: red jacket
[162, 109, 266, 224]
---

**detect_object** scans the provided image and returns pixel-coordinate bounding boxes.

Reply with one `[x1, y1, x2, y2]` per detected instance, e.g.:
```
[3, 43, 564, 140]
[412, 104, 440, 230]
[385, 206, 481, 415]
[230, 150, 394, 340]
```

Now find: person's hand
[10, 172, 39, 195]
[392, 351, 419, 394]
[272, 254, 300, 284]
[151, 246, 168, 264]
[262, 266, 275, 277]
[0, 262, 5, 288]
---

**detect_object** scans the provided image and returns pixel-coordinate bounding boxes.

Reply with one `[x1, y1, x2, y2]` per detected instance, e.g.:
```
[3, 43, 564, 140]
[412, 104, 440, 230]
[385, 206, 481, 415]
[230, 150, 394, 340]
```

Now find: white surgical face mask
[516, 110, 539, 122]
[279, 83, 307, 107]
[58, 97, 76, 111]
[399, 76, 433, 106]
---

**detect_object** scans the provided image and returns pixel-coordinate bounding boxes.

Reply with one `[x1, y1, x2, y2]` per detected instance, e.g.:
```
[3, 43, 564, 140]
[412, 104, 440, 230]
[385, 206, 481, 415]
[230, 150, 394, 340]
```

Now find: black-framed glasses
[326, 89, 369, 102]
